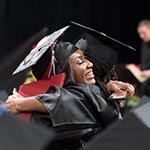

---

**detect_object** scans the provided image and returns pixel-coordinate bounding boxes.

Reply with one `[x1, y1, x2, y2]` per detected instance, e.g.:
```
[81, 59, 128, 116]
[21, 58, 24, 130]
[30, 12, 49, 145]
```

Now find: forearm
[14, 97, 48, 113]
[18, 97, 48, 112]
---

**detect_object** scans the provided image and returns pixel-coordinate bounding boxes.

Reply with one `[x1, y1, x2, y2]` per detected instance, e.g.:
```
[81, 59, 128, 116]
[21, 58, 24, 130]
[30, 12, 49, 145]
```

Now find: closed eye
[76, 58, 84, 65]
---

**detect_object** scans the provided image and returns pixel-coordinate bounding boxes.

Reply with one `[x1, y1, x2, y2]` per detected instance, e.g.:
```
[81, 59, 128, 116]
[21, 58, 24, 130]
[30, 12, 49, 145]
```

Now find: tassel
[48, 42, 57, 77]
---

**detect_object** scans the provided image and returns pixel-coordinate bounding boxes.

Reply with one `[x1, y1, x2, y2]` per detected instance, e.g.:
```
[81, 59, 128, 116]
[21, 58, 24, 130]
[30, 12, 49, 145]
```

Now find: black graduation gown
[31, 84, 119, 150]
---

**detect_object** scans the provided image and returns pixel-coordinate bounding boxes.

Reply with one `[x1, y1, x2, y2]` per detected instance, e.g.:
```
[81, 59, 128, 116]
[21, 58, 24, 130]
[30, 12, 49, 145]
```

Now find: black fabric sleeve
[34, 84, 119, 142]
[35, 85, 108, 128]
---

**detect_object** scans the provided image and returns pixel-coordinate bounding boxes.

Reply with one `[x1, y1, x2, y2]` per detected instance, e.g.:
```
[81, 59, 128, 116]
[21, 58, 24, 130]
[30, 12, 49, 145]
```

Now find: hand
[6, 88, 48, 113]
[106, 80, 135, 98]
[12, 88, 23, 98]
[6, 95, 20, 113]
[5, 88, 23, 113]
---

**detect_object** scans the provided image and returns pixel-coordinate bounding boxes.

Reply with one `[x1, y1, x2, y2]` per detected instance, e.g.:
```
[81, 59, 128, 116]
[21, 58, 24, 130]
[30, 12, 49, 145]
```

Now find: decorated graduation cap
[13, 22, 136, 80]
[13, 26, 70, 75]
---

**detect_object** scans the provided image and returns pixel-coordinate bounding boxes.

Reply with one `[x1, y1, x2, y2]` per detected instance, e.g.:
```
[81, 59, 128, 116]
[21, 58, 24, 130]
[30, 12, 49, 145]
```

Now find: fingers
[107, 80, 135, 97]
[5, 97, 18, 113]
[121, 83, 135, 96]
[5, 99, 12, 112]
[127, 84, 135, 96]
[106, 80, 122, 94]
[13, 88, 17, 94]
[13, 88, 19, 97]
[114, 81, 135, 96]
[12, 88, 23, 98]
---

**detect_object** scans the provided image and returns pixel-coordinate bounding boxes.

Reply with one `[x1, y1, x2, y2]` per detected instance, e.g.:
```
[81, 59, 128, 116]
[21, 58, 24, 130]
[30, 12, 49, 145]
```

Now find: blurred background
[0, 0, 149, 99]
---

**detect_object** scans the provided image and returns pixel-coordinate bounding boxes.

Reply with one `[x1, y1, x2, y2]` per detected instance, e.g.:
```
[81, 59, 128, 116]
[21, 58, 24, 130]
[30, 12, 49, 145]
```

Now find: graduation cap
[13, 22, 136, 76]
[61, 22, 136, 81]
[71, 21, 136, 51]
[64, 21, 136, 64]
[13, 26, 70, 75]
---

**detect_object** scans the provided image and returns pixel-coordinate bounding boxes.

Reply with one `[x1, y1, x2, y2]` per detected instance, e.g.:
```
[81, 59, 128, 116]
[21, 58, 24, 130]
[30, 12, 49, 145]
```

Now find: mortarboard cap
[59, 21, 136, 80]
[13, 26, 70, 75]
[56, 22, 135, 81]
[71, 21, 136, 51]
[13, 22, 136, 76]
[61, 21, 136, 63]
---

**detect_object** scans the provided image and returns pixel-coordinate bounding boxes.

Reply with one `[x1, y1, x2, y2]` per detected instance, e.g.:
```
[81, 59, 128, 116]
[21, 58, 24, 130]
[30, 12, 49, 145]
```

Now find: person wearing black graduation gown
[30, 41, 118, 149]
[7, 41, 133, 149]
[6, 26, 134, 149]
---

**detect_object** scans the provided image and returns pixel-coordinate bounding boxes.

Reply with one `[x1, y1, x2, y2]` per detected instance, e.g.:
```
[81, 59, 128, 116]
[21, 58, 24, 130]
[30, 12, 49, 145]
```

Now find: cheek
[72, 65, 86, 83]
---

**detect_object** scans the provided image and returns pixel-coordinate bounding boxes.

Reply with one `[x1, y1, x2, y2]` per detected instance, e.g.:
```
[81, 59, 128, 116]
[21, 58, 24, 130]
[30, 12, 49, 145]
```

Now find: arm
[106, 80, 135, 98]
[5, 89, 47, 113]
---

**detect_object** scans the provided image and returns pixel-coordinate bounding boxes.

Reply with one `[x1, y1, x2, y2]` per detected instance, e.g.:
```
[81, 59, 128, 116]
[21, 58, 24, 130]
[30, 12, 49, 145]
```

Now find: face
[69, 49, 96, 84]
[137, 25, 150, 42]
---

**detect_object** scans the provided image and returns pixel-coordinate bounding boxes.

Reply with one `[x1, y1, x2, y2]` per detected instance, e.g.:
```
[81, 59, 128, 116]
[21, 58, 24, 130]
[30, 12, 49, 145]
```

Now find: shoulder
[66, 84, 101, 93]
[66, 84, 106, 103]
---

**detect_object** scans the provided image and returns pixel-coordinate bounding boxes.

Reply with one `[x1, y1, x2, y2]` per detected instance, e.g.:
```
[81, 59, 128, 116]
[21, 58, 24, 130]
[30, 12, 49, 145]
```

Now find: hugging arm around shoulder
[34, 84, 119, 140]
